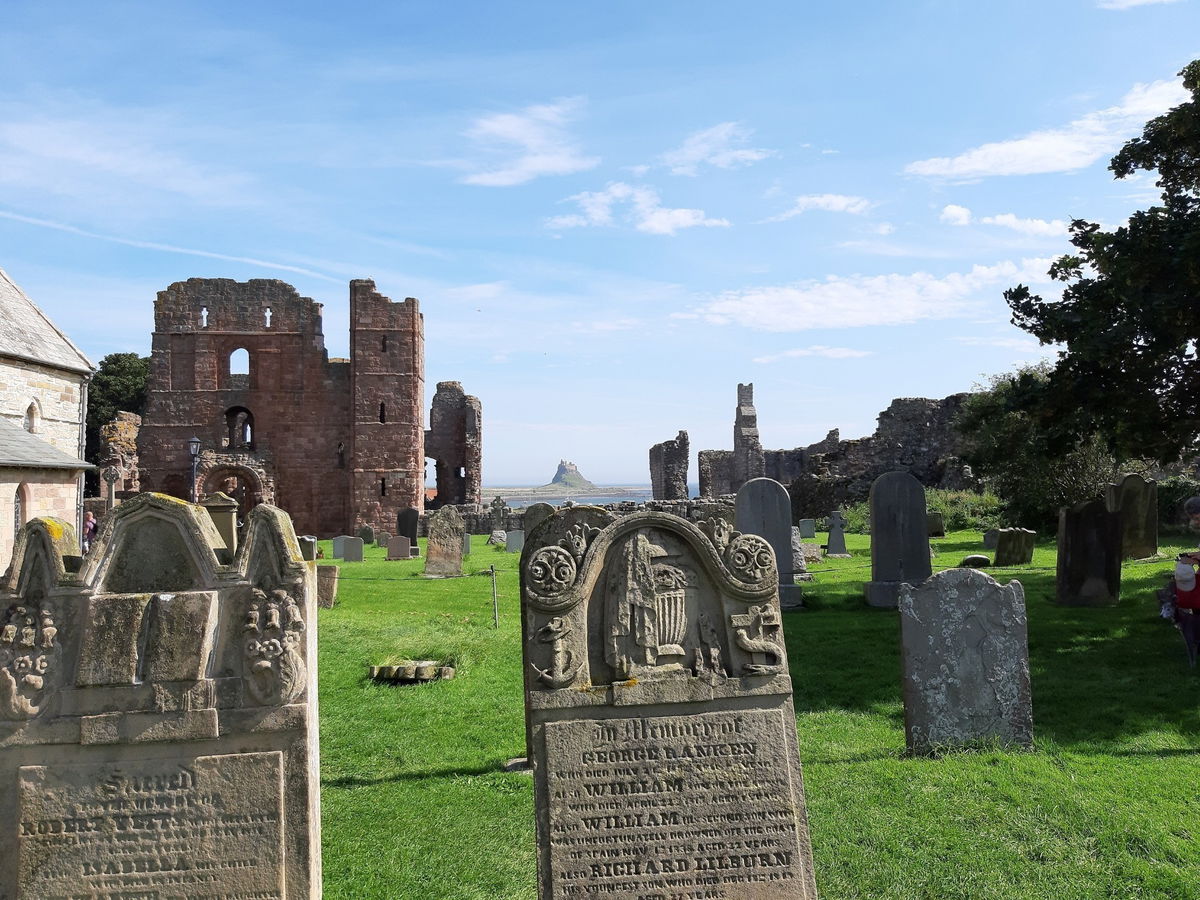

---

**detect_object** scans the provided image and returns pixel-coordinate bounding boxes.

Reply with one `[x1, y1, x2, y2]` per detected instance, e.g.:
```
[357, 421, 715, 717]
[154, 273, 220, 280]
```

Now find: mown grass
[317, 531, 1200, 899]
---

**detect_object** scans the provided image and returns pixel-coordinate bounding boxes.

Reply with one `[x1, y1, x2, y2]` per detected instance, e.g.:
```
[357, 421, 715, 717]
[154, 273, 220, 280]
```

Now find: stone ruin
[649, 429, 689, 501]
[98, 411, 141, 498]
[0, 493, 321, 897]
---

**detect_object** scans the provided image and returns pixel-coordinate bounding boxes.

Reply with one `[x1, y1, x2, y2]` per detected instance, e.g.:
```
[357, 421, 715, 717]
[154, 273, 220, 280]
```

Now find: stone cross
[864, 471, 931, 609]
[101, 465, 119, 509]
[826, 509, 850, 556]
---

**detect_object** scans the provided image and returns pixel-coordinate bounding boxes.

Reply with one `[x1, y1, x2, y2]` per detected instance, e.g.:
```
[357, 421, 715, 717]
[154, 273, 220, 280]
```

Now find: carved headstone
[797, 518, 816, 539]
[387, 535, 412, 560]
[926, 511, 946, 537]
[524, 502, 556, 537]
[1056, 500, 1122, 606]
[826, 510, 850, 557]
[0, 494, 321, 898]
[1106, 473, 1158, 559]
[425, 507, 465, 576]
[737, 477, 802, 609]
[490, 496, 509, 530]
[317, 564, 339, 608]
[521, 509, 818, 899]
[506, 530, 526, 553]
[397, 507, 420, 557]
[357, 524, 375, 546]
[864, 472, 931, 609]
[993, 528, 1036, 567]
[899, 568, 1032, 754]
[343, 537, 364, 563]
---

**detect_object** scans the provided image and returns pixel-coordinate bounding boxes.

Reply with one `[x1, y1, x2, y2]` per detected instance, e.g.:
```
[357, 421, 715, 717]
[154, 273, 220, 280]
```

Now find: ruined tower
[649, 430, 689, 500]
[424, 381, 483, 507]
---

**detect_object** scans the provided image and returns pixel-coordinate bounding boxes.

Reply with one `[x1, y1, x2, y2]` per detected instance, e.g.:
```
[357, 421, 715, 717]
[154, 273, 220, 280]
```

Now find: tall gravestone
[0, 494, 321, 897]
[899, 569, 1032, 754]
[425, 506, 465, 576]
[826, 510, 850, 556]
[1106, 473, 1158, 559]
[521, 509, 819, 899]
[397, 507, 420, 557]
[993, 527, 1036, 566]
[1056, 500, 1122, 606]
[865, 472, 931, 609]
[524, 502, 556, 537]
[737, 477, 802, 609]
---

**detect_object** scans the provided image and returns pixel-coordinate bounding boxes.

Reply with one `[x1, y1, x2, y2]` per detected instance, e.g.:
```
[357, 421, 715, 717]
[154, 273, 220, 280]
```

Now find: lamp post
[188, 436, 201, 502]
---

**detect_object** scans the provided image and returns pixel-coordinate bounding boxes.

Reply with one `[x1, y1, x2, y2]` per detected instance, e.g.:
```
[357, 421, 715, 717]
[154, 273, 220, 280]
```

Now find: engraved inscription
[17, 751, 286, 900]
[543, 708, 808, 899]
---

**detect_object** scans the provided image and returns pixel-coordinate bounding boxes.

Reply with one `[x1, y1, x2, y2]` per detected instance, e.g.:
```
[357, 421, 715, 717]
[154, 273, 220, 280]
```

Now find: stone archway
[195, 453, 275, 525]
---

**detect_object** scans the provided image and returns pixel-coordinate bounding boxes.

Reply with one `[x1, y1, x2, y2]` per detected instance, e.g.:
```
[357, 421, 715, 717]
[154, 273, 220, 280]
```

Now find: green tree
[85, 352, 149, 468]
[1004, 59, 1200, 463]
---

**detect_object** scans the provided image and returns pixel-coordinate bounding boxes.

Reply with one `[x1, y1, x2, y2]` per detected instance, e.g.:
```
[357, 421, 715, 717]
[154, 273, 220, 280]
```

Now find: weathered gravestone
[490, 496, 509, 530]
[387, 535, 412, 560]
[737, 477, 802, 609]
[993, 527, 1036, 567]
[521, 508, 819, 899]
[524, 502, 556, 537]
[1056, 500, 1122, 606]
[826, 510, 850, 557]
[0, 494, 321, 898]
[797, 518, 816, 539]
[357, 524, 375, 546]
[983, 528, 1000, 550]
[790, 527, 813, 582]
[317, 564, 339, 608]
[425, 506, 465, 576]
[927, 511, 946, 537]
[376, 531, 390, 548]
[899, 568, 1032, 754]
[487, 529, 507, 546]
[298, 534, 317, 561]
[865, 472, 931, 609]
[397, 507, 420, 557]
[343, 536, 364, 563]
[1106, 473, 1158, 559]
[506, 530, 525, 553]
[332, 534, 353, 559]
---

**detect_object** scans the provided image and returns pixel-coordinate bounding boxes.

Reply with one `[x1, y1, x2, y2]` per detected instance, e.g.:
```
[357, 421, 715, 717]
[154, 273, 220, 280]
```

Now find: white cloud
[872, 222, 896, 235]
[695, 257, 1054, 331]
[1097, 0, 1179, 8]
[460, 97, 599, 187]
[940, 204, 973, 226]
[660, 122, 774, 176]
[547, 182, 730, 236]
[979, 213, 1068, 236]
[753, 345, 874, 363]
[766, 193, 872, 222]
[906, 77, 1187, 178]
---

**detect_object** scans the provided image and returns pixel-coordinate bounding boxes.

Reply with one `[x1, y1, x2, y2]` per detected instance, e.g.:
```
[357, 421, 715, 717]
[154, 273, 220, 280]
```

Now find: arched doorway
[201, 464, 264, 526]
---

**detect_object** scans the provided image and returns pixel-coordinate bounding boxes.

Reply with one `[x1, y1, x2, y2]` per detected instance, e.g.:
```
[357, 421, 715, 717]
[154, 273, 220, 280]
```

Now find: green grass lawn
[317, 531, 1200, 899]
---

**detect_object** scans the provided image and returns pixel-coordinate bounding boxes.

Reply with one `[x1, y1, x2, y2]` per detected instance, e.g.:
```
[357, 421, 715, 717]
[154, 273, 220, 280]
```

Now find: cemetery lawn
[316, 532, 1200, 900]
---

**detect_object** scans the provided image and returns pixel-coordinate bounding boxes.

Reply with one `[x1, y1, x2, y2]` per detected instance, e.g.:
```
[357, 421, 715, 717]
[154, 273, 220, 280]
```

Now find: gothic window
[13, 484, 27, 535]
[224, 407, 255, 449]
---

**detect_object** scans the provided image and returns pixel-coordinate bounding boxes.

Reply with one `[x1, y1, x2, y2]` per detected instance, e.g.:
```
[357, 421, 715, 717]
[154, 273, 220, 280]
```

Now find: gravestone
[737, 477, 802, 609]
[0, 494, 321, 897]
[506, 530, 526, 553]
[376, 531, 390, 548]
[960, 555, 991, 568]
[425, 507, 465, 576]
[983, 528, 1000, 550]
[1056, 500, 1122, 606]
[790, 527, 813, 582]
[524, 502, 556, 537]
[358, 524, 375, 546]
[490, 496, 509, 530]
[826, 509, 851, 556]
[1106, 473, 1158, 559]
[317, 564, 339, 608]
[332, 534, 353, 559]
[993, 527, 1036, 567]
[899, 568, 1032, 754]
[343, 536, 364, 563]
[487, 529, 507, 545]
[864, 472, 931, 608]
[298, 534, 317, 561]
[397, 507, 420, 557]
[927, 511, 946, 537]
[797, 518, 816, 539]
[387, 535, 411, 560]
[521, 509, 819, 899]
[463, 532, 472, 556]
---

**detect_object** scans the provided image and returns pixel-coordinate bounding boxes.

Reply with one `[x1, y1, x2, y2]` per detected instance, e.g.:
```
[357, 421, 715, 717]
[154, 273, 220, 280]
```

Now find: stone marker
[298, 534, 317, 561]
[737, 477, 802, 609]
[865, 472, 931, 609]
[490, 495, 509, 530]
[826, 509, 851, 557]
[899, 568, 1032, 754]
[1056, 500, 1122, 606]
[960, 554, 991, 568]
[358, 524, 375, 545]
[317, 564, 339, 607]
[521, 508, 818, 899]
[425, 506, 465, 576]
[200, 491, 240, 554]
[0, 494, 321, 897]
[343, 536, 364, 563]
[332, 534, 353, 559]
[387, 534, 412, 560]
[927, 511, 946, 537]
[797, 518, 816, 539]
[506, 529, 526, 553]
[524, 502, 556, 537]
[993, 527, 1036, 567]
[983, 528, 1000, 550]
[397, 507, 420, 557]
[463, 532, 472, 556]
[487, 529, 507, 545]
[790, 527, 813, 582]
[1106, 473, 1158, 559]
[376, 531, 391, 548]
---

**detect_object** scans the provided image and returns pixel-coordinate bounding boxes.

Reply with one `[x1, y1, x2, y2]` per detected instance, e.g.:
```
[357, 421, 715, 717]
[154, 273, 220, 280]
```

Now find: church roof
[0, 418, 92, 470]
[0, 267, 93, 374]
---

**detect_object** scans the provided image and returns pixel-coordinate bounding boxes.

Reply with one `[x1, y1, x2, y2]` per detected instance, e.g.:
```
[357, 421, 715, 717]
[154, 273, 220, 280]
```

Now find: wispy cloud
[765, 193, 872, 222]
[1097, 0, 1180, 8]
[940, 204, 973, 226]
[660, 122, 774, 176]
[460, 97, 599, 186]
[547, 182, 730, 236]
[940, 204, 1068, 236]
[907, 77, 1187, 178]
[754, 345, 874, 363]
[695, 258, 1054, 331]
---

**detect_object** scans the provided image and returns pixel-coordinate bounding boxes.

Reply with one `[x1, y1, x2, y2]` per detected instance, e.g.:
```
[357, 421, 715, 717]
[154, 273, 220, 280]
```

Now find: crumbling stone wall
[649, 430, 689, 500]
[424, 381, 483, 508]
[98, 411, 141, 495]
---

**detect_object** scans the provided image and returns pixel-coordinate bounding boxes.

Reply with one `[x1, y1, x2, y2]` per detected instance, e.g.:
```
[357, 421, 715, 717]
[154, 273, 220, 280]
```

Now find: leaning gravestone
[927, 511, 946, 537]
[425, 506, 465, 576]
[826, 509, 851, 557]
[865, 472, 931, 609]
[387, 534, 412, 560]
[524, 502, 556, 537]
[737, 477, 802, 609]
[993, 527, 1036, 566]
[899, 568, 1032, 754]
[343, 536, 365, 563]
[357, 524, 375, 546]
[797, 518, 816, 539]
[1106, 473, 1158, 559]
[506, 529, 525, 553]
[0, 494, 321, 897]
[1056, 500, 1122, 606]
[521, 508, 819, 899]
[332, 534, 354, 559]
[397, 507, 420, 557]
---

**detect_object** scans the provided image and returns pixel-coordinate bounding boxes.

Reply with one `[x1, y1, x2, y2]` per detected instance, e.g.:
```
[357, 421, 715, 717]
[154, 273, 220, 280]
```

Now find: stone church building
[0, 267, 93, 568]
[137, 277, 481, 538]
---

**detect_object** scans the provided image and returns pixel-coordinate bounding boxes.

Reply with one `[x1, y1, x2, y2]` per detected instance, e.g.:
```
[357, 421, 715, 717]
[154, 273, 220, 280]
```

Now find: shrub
[837, 488, 1002, 534]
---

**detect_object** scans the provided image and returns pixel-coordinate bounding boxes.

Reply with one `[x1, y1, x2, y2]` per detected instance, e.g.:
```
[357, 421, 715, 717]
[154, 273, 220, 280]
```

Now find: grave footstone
[524, 502, 556, 537]
[332, 534, 353, 559]
[899, 568, 1032, 754]
[357, 524, 375, 546]
[397, 507, 420, 557]
[343, 536, 364, 563]
[993, 527, 1036, 566]
[826, 509, 851, 556]
[797, 518, 816, 539]
[1106, 473, 1158, 559]
[317, 565, 339, 607]
[864, 472, 931, 609]
[506, 529, 526, 553]
[0, 495, 321, 898]
[927, 511, 946, 537]
[425, 507, 465, 576]
[737, 477, 802, 609]
[387, 535, 411, 560]
[521, 508, 819, 899]
[1056, 500, 1121, 606]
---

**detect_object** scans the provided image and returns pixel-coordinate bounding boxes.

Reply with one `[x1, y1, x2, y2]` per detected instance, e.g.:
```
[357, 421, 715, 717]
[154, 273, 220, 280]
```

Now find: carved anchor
[531, 617, 583, 688]
[731, 605, 785, 676]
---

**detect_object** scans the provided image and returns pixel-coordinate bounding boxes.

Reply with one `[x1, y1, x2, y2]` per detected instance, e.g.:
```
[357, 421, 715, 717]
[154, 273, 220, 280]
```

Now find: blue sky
[2, 1, 1197, 484]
